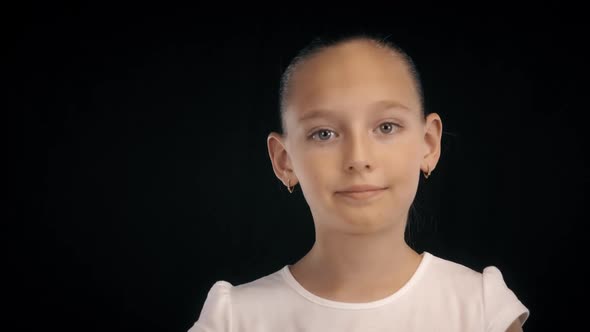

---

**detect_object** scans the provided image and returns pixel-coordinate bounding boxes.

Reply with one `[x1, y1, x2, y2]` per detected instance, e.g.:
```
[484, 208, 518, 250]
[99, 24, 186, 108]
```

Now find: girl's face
[268, 40, 442, 234]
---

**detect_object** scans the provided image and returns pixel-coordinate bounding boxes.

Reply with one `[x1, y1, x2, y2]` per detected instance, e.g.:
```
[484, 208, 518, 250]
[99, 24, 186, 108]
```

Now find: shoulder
[187, 267, 287, 332]
[426, 253, 484, 290]
[426, 253, 529, 332]
[187, 281, 234, 332]
[480, 265, 529, 331]
[230, 266, 288, 301]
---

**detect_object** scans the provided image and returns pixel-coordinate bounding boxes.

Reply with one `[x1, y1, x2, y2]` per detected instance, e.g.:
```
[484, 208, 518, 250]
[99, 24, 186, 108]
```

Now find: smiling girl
[188, 32, 529, 332]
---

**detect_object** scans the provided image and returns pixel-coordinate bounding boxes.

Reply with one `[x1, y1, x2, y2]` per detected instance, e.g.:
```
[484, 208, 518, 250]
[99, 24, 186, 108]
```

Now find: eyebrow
[298, 100, 412, 122]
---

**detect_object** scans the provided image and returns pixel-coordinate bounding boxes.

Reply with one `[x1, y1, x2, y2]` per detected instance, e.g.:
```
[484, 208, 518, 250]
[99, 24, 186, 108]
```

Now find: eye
[310, 129, 335, 141]
[378, 122, 398, 134]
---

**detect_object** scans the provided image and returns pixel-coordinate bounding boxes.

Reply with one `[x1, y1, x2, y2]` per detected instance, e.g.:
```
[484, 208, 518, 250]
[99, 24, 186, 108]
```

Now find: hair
[277, 31, 426, 135]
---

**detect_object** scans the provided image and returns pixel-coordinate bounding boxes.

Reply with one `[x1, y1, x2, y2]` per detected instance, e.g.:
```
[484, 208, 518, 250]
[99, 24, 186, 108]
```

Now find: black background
[17, 3, 588, 331]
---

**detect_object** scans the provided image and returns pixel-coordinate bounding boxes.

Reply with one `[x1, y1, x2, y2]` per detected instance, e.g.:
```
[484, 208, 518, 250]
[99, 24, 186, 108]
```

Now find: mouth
[335, 186, 389, 200]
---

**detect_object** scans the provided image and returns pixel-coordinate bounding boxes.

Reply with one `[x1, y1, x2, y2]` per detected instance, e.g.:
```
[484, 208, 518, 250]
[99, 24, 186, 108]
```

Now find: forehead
[286, 40, 421, 117]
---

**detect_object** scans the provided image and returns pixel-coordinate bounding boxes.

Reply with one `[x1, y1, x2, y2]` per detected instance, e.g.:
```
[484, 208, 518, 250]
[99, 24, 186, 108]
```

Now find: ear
[267, 132, 298, 187]
[422, 113, 443, 174]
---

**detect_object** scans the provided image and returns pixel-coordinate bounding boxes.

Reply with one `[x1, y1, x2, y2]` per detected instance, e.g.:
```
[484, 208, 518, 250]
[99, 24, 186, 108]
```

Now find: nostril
[346, 162, 372, 171]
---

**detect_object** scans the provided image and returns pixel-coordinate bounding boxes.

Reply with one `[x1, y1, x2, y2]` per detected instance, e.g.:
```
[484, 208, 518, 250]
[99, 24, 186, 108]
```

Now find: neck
[290, 214, 422, 299]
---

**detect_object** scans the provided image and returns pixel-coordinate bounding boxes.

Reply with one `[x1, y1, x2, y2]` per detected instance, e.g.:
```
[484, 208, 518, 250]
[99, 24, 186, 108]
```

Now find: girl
[188, 32, 529, 332]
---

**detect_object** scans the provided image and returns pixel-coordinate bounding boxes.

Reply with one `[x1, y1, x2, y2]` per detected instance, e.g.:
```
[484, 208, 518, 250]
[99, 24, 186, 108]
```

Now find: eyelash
[308, 122, 401, 141]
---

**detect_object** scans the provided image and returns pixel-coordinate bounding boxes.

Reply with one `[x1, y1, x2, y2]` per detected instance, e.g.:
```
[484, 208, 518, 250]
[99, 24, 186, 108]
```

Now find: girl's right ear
[267, 132, 296, 186]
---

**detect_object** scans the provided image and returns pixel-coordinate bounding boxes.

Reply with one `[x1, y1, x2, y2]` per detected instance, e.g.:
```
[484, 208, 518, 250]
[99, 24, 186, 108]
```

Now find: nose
[343, 130, 374, 173]
[347, 160, 372, 172]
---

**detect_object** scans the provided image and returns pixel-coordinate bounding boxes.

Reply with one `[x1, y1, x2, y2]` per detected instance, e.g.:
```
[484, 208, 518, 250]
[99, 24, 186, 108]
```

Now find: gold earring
[423, 165, 432, 179]
[287, 178, 295, 193]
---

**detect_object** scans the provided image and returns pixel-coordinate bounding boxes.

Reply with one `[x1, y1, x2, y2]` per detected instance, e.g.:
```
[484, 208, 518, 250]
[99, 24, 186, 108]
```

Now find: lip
[336, 185, 387, 193]
[335, 185, 388, 201]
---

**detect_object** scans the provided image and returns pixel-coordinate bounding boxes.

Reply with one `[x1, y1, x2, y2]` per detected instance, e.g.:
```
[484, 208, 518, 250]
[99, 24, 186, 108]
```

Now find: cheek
[291, 149, 338, 213]
[383, 142, 422, 190]
[388, 150, 421, 176]
[292, 148, 334, 190]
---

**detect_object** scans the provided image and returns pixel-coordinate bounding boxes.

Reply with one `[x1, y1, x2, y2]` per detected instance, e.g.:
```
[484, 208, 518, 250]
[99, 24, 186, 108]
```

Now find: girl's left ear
[422, 113, 443, 173]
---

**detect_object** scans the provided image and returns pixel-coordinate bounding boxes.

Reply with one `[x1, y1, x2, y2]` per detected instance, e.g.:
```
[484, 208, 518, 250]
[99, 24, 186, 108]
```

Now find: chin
[336, 213, 396, 234]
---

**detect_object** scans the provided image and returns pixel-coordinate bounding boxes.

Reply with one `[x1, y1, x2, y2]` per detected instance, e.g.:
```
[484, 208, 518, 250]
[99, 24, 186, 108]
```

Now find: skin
[268, 39, 440, 301]
[267, 39, 523, 331]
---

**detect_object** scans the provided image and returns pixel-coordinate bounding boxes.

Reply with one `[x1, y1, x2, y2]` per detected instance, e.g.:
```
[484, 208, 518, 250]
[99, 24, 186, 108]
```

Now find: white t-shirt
[188, 251, 529, 331]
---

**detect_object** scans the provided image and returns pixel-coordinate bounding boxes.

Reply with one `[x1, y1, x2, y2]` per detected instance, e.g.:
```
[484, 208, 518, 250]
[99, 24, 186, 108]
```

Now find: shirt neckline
[280, 251, 432, 310]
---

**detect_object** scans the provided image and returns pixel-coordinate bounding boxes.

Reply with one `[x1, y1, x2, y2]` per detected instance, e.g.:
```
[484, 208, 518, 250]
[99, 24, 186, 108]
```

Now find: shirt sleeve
[482, 266, 529, 332]
[187, 281, 233, 332]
